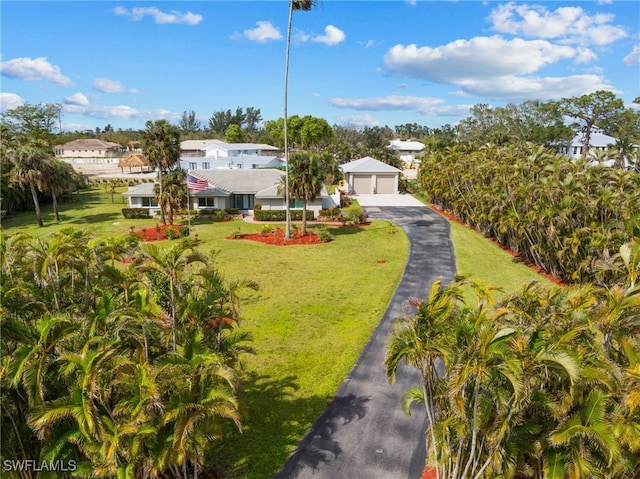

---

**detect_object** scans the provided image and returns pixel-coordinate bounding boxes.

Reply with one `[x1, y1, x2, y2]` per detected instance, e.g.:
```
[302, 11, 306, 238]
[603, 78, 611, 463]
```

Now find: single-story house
[54, 139, 124, 158]
[557, 129, 638, 167]
[388, 139, 425, 167]
[340, 157, 401, 195]
[122, 169, 327, 214]
[180, 139, 279, 158]
[180, 155, 284, 171]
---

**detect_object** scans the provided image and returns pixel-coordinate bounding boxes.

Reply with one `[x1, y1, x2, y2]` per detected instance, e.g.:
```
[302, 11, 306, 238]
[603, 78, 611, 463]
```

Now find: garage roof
[340, 156, 401, 173]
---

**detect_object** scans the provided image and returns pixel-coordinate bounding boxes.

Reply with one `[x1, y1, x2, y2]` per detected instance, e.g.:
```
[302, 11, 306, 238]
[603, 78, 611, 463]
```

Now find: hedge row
[254, 209, 315, 221]
[122, 208, 150, 219]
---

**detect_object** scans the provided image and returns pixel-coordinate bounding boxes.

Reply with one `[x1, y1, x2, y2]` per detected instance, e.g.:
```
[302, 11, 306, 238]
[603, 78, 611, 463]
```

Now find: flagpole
[187, 169, 191, 233]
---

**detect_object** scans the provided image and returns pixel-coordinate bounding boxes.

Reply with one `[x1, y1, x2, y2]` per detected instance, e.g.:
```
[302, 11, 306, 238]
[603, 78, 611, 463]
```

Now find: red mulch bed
[228, 228, 325, 246]
[421, 466, 437, 479]
[134, 224, 183, 242]
[430, 205, 567, 287]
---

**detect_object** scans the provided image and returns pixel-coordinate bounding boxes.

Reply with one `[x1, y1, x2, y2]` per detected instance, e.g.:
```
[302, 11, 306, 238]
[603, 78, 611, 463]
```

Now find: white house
[180, 139, 279, 158]
[558, 129, 617, 160]
[180, 155, 284, 171]
[54, 139, 124, 159]
[122, 169, 327, 214]
[340, 157, 401, 195]
[388, 139, 425, 167]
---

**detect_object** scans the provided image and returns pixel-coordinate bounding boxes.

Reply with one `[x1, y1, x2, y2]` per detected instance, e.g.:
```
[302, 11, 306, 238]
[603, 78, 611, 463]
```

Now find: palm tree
[7, 144, 48, 227]
[283, 0, 317, 239]
[140, 120, 181, 225]
[42, 158, 76, 221]
[287, 152, 325, 235]
[138, 239, 208, 351]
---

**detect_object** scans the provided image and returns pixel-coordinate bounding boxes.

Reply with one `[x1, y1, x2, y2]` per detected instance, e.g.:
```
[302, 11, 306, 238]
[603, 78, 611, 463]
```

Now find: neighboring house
[180, 155, 284, 171]
[340, 157, 401, 195]
[122, 169, 327, 213]
[388, 139, 425, 167]
[559, 129, 617, 160]
[54, 139, 124, 158]
[180, 139, 279, 158]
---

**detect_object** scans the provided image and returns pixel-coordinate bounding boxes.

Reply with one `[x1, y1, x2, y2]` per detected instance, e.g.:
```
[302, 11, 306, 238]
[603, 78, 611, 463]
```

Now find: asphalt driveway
[273, 205, 457, 479]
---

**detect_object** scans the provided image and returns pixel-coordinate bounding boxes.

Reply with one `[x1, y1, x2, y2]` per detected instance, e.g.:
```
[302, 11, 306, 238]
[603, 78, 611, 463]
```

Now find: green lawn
[2, 188, 555, 478]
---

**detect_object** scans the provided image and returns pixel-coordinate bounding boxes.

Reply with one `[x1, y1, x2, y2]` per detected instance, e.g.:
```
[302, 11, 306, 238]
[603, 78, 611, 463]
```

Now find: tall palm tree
[7, 144, 48, 227]
[140, 120, 181, 225]
[42, 158, 76, 221]
[283, 0, 317, 239]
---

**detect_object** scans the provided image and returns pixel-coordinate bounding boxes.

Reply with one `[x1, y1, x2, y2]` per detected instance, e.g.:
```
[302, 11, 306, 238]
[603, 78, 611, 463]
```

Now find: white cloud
[0, 93, 24, 110]
[405, 0, 417, 6]
[456, 74, 616, 100]
[358, 40, 375, 49]
[335, 114, 380, 127]
[64, 92, 89, 106]
[240, 21, 282, 42]
[0, 57, 72, 86]
[92, 77, 138, 94]
[623, 45, 640, 65]
[313, 25, 346, 46]
[384, 37, 576, 83]
[294, 30, 311, 43]
[489, 3, 627, 46]
[114, 6, 203, 25]
[328, 94, 470, 116]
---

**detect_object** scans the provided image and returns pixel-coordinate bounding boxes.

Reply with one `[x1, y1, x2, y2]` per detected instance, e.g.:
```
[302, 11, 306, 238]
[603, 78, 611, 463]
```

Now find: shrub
[254, 209, 314, 221]
[165, 228, 178, 240]
[225, 208, 240, 215]
[261, 225, 275, 236]
[254, 203, 262, 211]
[316, 226, 333, 243]
[122, 208, 150, 219]
[179, 226, 190, 238]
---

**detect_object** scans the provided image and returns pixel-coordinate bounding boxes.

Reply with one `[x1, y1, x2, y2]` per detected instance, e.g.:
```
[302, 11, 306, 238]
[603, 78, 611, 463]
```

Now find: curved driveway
[274, 202, 457, 479]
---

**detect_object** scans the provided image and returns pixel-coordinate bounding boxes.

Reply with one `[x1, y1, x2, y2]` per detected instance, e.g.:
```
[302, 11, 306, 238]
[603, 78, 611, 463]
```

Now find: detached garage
[340, 156, 401, 195]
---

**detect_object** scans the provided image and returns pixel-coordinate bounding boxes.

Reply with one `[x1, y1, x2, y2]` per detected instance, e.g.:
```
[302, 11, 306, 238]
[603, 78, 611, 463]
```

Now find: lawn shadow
[66, 212, 120, 225]
[209, 372, 369, 479]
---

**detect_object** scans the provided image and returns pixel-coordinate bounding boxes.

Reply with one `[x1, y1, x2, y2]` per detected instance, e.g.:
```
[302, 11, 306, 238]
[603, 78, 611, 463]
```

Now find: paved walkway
[274, 205, 457, 479]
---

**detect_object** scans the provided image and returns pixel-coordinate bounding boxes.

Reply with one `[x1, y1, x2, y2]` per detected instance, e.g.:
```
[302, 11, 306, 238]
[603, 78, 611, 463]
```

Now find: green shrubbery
[254, 209, 315, 221]
[122, 207, 150, 219]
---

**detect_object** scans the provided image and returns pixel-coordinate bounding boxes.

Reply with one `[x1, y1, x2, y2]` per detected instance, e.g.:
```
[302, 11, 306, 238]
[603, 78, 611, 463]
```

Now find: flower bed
[134, 224, 183, 242]
[228, 228, 326, 246]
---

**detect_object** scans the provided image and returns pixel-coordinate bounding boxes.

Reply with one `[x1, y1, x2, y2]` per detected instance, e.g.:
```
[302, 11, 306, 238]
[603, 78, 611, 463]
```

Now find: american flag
[187, 174, 208, 191]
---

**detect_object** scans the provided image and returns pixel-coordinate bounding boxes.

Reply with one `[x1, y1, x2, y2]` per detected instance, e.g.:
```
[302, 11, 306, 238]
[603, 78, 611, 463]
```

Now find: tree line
[1, 230, 257, 478]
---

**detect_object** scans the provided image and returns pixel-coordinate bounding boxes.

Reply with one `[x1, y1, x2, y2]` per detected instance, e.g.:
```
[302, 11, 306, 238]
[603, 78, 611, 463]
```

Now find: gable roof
[180, 139, 220, 151]
[193, 169, 284, 195]
[569, 130, 617, 148]
[56, 139, 122, 150]
[388, 139, 425, 151]
[203, 140, 279, 153]
[340, 156, 401, 173]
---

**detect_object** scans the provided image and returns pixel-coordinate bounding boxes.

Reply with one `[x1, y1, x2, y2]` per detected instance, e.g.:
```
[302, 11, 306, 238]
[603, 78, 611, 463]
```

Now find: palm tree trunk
[158, 169, 167, 225]
[51, 190, 60, 222]
[283, 1, 294, 240]
[29, 180, 43, 227]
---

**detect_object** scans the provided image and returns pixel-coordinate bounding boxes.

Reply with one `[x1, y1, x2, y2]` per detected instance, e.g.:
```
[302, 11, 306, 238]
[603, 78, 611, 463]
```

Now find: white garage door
[352, 175, 372, 194]
[376, 175, 396, 194]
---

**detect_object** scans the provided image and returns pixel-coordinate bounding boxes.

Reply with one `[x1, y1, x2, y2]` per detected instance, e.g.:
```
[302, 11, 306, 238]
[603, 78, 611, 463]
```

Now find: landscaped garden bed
[133, 224, 186, 241]
[228, 226, 330, 246]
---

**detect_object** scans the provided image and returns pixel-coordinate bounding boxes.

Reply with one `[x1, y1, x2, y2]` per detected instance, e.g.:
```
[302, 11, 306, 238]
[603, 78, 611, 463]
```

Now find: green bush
[254, 209, 315, 221]
[260, 225, 275, 236]
[165, 228, 178, 240]
[316, 226, 333, 243]
[122, 208, 150, 219]
[179, 226, 190, 238]
[225, 208, 240, 215]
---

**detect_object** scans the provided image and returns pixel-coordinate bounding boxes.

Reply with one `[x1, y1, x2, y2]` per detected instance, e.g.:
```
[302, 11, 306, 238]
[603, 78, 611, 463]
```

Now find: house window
[232, 194, 254, 210]
[198, 197, 215, 207]
[142, 197, 158, 207]
[573, 147, 579, 155]
[189, 162, 197, 170]
[288, 199, 304, 209]
[202, 162, 210, 169]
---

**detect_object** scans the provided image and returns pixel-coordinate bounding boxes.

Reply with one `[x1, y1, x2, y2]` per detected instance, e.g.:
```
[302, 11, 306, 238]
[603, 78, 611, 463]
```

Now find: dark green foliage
[254, 209, 314, 221]
[122, 207, 150, 219]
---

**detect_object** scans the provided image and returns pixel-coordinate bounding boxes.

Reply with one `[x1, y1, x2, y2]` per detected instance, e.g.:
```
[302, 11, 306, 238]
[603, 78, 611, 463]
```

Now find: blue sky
[1, 1, 638, 132]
